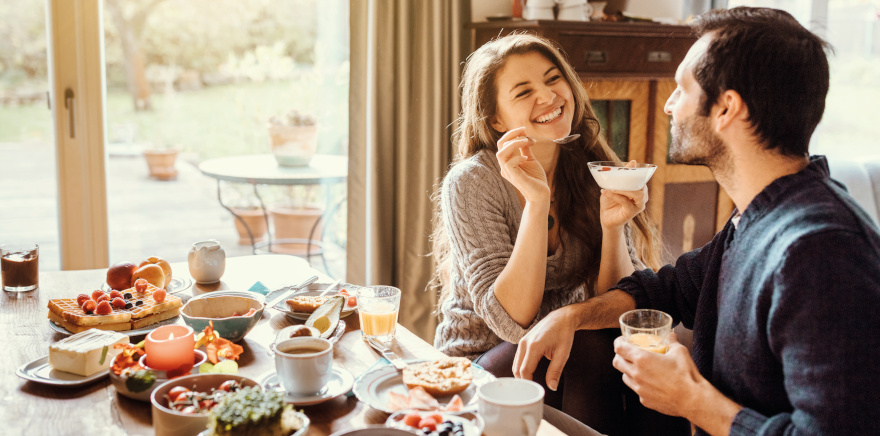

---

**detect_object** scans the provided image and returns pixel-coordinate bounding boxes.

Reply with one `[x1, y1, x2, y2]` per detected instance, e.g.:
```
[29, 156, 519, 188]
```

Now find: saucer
[258, 367, 354, 406]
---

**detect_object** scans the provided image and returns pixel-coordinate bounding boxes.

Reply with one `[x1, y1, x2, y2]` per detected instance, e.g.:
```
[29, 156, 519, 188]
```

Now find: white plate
[272, 286, 360, 321]
[48, 316, 182, 337]
[352, 359, 496, 414]
[102, 276, 193, 295]
[16, 355, 109, 387]
[258, 367, 354, 406]
[386, 409, 484, 436]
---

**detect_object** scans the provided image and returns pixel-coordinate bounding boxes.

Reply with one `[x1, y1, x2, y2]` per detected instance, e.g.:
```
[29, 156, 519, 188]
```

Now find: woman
[431, 34, 688, 436]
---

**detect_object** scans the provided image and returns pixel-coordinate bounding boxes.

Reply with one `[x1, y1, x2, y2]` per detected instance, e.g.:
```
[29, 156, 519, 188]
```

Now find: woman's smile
[533, 105, 564, 124]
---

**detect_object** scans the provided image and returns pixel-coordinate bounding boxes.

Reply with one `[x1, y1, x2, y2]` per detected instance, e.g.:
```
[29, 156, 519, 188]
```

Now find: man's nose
[664, 90, 678, 115]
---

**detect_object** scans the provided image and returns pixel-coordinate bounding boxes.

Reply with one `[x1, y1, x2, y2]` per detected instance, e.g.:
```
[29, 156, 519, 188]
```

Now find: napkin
[247, 281, 272, 295]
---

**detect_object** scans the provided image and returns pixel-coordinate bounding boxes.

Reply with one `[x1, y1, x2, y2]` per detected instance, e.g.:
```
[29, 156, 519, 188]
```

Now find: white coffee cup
[478, 378, 545, 436]
[271, 337, 333, 395]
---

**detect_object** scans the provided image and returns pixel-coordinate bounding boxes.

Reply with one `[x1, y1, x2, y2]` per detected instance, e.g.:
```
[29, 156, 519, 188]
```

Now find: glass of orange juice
[619, 309, 672, 354]
[357, 286, 401, 343]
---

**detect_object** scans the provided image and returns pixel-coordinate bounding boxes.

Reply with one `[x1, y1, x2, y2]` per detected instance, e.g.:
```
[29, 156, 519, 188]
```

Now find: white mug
[478, 378, 545, 436]
[272, 337, 333, 395]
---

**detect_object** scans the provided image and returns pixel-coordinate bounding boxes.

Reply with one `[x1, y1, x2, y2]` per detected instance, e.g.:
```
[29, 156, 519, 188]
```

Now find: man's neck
[714, 149, 810, 213]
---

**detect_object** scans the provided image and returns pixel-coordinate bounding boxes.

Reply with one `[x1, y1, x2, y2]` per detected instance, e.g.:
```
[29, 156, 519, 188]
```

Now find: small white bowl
[151, 373, 260, 436]
[110, 349, 208, 402]
[386, 409, 484, 436]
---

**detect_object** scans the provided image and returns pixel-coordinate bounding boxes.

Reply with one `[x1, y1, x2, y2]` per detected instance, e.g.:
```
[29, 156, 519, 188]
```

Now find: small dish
[329, 428, 418, 436]
[151, 373, 261, 436]
[110, 349, 209, 402]
[588, 161, 657, 191]
[102, 276, 193, 295]
[352, 359, 496, 414]
[48, 316, 182, 338]
[181, 295, 265, 343]
[386, 409, 484, 436]
[258, 366, 354, 406]
[16, 355, 109, 387]
[196, 412, 309, 436]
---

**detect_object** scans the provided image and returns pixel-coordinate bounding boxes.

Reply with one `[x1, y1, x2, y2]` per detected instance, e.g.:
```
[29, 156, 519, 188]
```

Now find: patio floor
[0, 141, 345, 279]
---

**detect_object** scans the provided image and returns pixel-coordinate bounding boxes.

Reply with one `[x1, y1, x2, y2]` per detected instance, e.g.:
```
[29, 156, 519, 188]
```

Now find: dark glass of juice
[1, 243, 39, 292]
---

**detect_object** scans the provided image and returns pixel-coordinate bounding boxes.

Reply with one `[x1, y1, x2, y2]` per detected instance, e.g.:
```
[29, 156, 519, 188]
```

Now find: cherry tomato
[219, 380, 240, 392]
[168, 386, 190, 403]
[403, 412, 422, 427]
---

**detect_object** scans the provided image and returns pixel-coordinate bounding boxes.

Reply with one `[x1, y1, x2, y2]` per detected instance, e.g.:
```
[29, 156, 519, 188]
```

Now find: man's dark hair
[692, 7, 832, 157]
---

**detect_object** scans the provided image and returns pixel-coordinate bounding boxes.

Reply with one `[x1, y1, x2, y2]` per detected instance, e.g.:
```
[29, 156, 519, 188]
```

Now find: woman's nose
[536, 85, 556, 105]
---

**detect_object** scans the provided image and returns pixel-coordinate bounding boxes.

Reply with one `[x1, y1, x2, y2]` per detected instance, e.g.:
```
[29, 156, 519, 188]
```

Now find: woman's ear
[490, 115, 505, 133]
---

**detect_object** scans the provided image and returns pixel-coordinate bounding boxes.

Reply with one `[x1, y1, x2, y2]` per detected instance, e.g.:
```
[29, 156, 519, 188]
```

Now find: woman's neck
[533, 142, 560, 191]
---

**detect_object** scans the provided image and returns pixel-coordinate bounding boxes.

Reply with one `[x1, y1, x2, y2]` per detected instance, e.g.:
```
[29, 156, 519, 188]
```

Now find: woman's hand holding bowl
[599, 160, 648, 231]
[495, 127, 551, 205]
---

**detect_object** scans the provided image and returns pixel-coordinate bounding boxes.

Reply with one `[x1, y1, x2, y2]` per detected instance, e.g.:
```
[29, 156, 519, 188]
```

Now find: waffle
[48, 284, 182, 332]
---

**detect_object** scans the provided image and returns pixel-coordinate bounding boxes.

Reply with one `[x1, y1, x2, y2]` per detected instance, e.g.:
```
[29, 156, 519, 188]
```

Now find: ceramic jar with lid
[187, 240, 226, 284]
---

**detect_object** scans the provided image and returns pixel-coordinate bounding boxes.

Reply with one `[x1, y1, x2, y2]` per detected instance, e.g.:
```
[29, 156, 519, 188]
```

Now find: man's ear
[714, 90, 747, 134]
[490, 114, 505, 133]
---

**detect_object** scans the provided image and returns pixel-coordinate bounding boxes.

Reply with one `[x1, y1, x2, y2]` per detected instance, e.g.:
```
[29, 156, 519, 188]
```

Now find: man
[512, 7, 880, 436]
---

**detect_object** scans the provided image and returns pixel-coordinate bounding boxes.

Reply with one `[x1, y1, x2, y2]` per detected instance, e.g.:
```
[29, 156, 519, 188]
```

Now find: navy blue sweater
[614, 156, 880, 436]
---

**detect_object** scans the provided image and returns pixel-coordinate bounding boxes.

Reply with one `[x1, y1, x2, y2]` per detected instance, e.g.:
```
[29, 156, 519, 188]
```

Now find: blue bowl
[181, 295, 264, 342]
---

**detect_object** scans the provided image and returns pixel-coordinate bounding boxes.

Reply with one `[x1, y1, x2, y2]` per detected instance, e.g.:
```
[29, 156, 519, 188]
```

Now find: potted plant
[268, 185, 324, 255]
[143, 141, 180, 181]
[267, 110, 318, 167]
[221, 182, 268, 245]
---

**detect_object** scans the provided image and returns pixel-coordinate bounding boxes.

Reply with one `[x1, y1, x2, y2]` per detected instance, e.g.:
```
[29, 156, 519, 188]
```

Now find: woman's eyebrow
[510, 67, 559, 94]
[544, 66, 557, 76]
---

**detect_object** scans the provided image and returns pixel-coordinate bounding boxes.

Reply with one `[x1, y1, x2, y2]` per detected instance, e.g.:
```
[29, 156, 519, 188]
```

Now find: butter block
[49, 329, 130, 376]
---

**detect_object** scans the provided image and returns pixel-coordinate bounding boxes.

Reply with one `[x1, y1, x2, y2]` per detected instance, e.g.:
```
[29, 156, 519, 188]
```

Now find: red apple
[107, 261, 138, 290]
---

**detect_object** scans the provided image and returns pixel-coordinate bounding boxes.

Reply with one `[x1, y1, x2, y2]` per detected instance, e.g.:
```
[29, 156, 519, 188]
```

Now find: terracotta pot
[230, 208, 268, 245]
[143, 149, 179, 180]
[267, 124, 318, 167]
[268, 205, 324, 255]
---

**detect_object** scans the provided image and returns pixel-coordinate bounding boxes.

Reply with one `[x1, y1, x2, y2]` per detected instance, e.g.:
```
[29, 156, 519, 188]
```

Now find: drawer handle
[585, 51, 607, 64]
[648, 51, 672, 62]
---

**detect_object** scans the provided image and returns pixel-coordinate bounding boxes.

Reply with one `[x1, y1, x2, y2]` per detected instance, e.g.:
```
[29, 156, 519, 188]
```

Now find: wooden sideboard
[468, 20, 734, 262]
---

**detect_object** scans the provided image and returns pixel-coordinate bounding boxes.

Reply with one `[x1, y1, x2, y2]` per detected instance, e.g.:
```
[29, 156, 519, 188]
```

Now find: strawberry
[417, 417, 438, 432]
[96, 301, 112, 315]
[153, 289, 167, 303]
[403, 412, 422, 428]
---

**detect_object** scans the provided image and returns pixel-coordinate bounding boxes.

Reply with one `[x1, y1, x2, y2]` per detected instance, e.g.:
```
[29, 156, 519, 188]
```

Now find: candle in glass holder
[145, 325, 195, 371]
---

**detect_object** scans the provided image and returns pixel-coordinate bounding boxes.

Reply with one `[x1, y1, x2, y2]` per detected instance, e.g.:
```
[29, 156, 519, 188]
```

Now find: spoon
[527, 134, 580, 144]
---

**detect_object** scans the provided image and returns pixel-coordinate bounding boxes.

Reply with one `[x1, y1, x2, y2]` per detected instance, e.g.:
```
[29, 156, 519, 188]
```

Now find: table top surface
[2, 255, 564, 436]
[199, 154, 348, 185]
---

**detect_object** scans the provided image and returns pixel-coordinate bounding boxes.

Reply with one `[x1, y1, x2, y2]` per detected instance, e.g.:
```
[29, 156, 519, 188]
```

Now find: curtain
[348, 0, 470, 342]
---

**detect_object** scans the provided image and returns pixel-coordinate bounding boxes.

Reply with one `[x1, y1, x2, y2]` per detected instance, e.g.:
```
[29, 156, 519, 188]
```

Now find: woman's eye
[547, 75, 562, 84]
[517, 90, 531, 98]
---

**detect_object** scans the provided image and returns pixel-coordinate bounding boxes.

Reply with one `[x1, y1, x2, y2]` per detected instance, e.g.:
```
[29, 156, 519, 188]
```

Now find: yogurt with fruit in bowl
[588, 161, 657, 191]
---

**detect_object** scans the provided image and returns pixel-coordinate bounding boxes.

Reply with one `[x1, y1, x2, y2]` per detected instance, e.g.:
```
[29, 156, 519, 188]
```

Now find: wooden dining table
[2, 254, 566, 436]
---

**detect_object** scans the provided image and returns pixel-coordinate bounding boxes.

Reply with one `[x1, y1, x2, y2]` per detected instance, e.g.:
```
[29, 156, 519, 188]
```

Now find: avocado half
[305, 296, 344, 339]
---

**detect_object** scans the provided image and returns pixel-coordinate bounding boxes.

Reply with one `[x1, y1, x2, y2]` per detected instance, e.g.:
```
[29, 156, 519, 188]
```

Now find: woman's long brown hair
[431, 33, 662, 308]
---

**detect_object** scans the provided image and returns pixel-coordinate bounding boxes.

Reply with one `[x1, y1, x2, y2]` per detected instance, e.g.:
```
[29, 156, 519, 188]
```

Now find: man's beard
[669, 114, 728, 170]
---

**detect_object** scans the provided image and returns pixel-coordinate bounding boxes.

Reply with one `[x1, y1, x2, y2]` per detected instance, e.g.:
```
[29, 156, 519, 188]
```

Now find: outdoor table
[2, 255, 566, 435]
[199, 154, 348, 269]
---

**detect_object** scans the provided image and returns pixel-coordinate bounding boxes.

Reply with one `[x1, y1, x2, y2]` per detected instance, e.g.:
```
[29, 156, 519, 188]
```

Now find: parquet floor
[0, 141, 345, 278]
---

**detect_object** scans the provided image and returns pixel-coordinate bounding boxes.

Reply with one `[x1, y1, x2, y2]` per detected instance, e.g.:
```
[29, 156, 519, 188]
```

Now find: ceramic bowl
[151, 373, 260, 436]
[110, 349, 208, 402]
[181, 295, 264, 342]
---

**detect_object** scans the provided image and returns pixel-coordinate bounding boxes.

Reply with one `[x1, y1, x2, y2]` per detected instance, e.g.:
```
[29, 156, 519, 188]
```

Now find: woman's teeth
[535, 107, 562, 123]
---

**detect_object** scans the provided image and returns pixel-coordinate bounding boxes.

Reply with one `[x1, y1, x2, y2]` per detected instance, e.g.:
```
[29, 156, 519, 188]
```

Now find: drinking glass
[357, 286, 401, 343]
[1, 243, 39, 292]
[619, 309, 672, 354]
